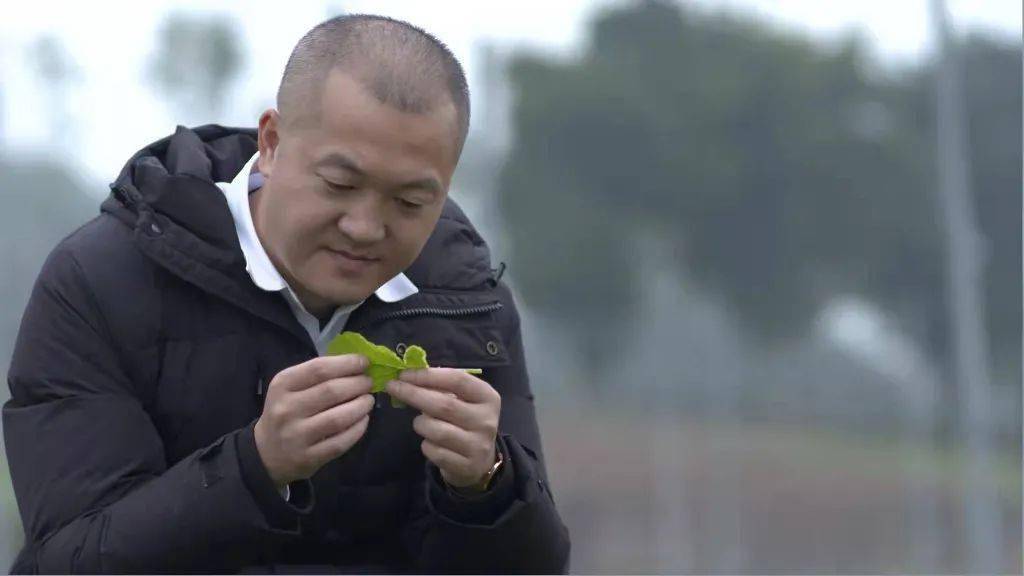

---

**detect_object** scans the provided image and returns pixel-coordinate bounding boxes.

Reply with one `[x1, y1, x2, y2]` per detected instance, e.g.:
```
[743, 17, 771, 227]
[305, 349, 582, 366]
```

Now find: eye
[322, 178, 354, 192]
[398, 198, 424, 209]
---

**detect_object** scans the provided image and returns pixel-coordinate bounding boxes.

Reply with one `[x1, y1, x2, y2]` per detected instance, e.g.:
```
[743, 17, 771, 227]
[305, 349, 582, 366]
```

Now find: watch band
[475, 444, 505, 491]
[447, 441, 505, 495]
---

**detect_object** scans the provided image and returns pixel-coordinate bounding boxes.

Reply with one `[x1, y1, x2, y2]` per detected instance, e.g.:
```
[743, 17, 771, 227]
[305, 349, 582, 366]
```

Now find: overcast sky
[1, 0, 1020, 188]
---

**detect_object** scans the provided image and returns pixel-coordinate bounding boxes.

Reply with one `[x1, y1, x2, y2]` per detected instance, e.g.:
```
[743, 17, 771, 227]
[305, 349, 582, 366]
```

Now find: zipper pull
[489, 261, 507, 286]
[110, 183, 138, 209]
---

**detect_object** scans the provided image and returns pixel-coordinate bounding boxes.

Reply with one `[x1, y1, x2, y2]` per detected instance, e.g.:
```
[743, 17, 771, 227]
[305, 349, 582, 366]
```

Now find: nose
[337, 195, 386, 245]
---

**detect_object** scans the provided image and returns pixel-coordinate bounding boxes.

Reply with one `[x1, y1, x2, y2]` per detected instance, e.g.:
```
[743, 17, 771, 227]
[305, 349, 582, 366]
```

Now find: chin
[322, 286, 374, 307]
[314, 272, 377, 301]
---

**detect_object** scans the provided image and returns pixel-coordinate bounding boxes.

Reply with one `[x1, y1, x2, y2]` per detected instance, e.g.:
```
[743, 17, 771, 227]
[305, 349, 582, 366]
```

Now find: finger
[292, 374, 373, 416]
[307, 413, 371, 463]
[421, 439, 472, 473]
[300, 394, 375, 445]
[398, 368, 497, 404]
[411, 414, 480, 458]
[283, 354, 369, 392]
[386, 380, 477, 428]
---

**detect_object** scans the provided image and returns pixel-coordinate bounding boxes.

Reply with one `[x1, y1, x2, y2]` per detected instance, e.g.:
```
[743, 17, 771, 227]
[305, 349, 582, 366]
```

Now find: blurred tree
[29, 36, 80, 85]
[147, 12, 245, 122]
[497, 0, 1021, 390]
[958, 38, 1021, 388]
[27, 35, 82, 145]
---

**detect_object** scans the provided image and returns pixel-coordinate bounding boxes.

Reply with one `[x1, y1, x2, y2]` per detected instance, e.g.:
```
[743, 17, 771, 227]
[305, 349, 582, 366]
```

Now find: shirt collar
[217, 153, 419, 305]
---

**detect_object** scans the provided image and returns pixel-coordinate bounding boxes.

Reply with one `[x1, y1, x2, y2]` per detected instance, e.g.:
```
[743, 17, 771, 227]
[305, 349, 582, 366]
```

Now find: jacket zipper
[367, 301, 503, 325]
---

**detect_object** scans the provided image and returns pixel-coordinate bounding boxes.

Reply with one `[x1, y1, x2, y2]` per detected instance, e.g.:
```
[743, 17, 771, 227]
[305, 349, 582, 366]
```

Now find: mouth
[326, 248, 380, 274]
[332, 248, 379, 261]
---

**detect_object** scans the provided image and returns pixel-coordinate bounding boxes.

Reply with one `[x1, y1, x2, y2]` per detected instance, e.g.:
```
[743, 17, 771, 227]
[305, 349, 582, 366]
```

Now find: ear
[257, 109, 281, 177]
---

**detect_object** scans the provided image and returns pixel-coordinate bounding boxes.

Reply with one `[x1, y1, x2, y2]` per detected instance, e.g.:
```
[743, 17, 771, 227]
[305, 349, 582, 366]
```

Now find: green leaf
[326, 331, 433, 408]
[326, 331, 405, 369]
[366, 364, 399, 394]
[325, 331, 484, 409]
[403, 345, 428, 368]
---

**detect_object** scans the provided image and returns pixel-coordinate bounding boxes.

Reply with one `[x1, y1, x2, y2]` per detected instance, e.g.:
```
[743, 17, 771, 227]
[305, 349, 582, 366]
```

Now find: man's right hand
[254, 354, 375, 489]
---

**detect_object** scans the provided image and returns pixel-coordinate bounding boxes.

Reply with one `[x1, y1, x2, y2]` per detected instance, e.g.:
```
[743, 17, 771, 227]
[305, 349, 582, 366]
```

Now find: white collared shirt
[217, 153, 419, 356]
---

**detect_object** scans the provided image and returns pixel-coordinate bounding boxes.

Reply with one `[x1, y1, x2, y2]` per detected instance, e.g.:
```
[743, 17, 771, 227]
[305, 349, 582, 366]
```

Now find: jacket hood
[103, 124, 495, 292]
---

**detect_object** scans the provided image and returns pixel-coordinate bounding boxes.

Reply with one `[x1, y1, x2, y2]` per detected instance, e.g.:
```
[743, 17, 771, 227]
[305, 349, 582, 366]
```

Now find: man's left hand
[386, 368, 500, 490]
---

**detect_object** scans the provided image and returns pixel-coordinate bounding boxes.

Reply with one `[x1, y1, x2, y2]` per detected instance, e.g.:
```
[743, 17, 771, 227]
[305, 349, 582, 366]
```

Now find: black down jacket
[2, 125, 570, 573]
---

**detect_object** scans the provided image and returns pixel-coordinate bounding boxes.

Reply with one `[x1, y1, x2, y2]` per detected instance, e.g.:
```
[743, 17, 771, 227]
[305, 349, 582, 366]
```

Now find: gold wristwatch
[449, 443, 505, 495]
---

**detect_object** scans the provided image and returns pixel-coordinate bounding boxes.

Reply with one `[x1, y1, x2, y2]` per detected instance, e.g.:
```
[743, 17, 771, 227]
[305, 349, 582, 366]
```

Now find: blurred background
[0, 0, 1020, 573]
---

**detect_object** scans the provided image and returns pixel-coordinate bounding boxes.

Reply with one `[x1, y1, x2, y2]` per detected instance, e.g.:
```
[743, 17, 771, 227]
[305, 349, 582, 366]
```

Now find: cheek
[290, 215, 332, 258]
[271, 204, 328, 262]
[392, 221, 435, 264]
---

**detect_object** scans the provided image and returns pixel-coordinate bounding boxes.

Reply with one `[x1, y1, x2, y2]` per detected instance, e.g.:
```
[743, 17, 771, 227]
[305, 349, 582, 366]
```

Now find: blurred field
[538, 402, 1022, 574]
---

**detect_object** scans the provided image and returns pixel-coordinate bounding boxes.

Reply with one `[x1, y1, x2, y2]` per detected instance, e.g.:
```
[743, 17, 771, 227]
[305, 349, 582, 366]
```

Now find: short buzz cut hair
[277, 14, 471, 152]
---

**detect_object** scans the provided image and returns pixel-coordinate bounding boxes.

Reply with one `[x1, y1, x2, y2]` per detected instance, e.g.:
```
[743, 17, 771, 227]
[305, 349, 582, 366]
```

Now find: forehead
[305, 70, 461, 178]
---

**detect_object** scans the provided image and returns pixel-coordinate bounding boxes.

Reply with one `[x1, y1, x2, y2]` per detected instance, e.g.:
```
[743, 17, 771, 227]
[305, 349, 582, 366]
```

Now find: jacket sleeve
[399, 282, 572, 574]
[2, 246, 313, 574]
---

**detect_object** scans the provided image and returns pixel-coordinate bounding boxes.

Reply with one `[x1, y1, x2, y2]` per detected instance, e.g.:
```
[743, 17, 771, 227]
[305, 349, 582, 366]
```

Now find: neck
[292, 282, 337, 322]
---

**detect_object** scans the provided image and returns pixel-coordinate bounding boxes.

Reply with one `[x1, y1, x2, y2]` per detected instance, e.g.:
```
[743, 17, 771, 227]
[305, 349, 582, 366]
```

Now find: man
[2, 15, 570, 573]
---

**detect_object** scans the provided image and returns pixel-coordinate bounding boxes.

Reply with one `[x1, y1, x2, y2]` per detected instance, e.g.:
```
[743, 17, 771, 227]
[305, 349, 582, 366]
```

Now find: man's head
[252, 15, 470, 318]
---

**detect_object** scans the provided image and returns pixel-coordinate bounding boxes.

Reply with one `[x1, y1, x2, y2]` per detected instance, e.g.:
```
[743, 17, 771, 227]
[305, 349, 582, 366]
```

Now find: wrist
[444, 442, 504, 495]
[254, 421, 290, 490]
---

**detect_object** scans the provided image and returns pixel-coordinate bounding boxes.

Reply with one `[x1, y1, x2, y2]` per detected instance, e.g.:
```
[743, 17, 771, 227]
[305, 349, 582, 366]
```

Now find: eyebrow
[314, 152, 443, 197]
[314, 152, 364, 175]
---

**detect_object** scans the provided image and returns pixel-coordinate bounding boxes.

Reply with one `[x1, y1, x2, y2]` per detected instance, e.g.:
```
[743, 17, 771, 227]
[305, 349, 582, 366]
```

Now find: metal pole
[927, 0, 1003, 571]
